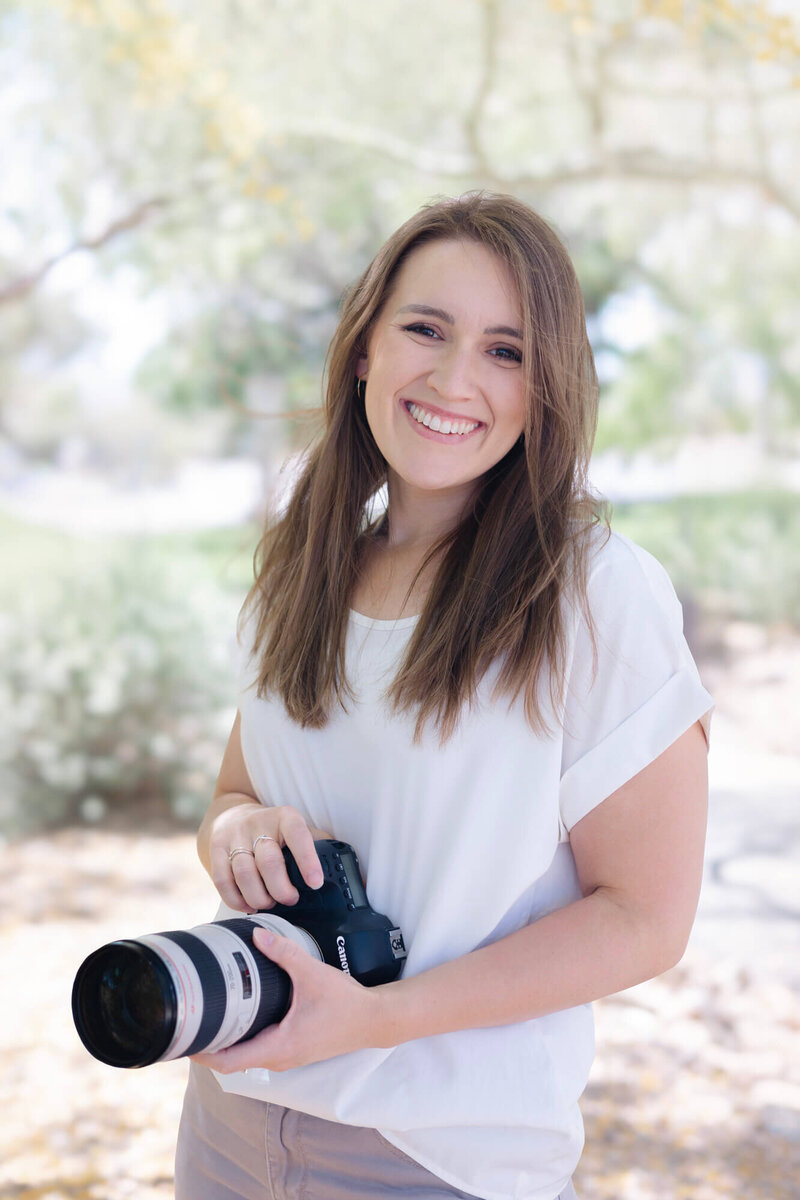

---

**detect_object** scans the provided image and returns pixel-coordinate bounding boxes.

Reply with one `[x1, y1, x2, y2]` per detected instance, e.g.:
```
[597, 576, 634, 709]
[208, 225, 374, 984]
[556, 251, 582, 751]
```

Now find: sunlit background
[1, 2, 798, 1197]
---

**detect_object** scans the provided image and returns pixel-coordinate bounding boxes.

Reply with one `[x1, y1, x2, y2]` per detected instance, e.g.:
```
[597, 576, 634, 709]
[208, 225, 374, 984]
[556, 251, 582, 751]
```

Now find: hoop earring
[356, 378, 365, 401]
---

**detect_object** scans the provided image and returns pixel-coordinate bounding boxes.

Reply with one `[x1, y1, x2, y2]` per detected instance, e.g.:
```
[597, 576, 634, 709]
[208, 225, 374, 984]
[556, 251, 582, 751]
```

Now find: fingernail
[255, 928, 275, 947]
[310, 869, 323, 888]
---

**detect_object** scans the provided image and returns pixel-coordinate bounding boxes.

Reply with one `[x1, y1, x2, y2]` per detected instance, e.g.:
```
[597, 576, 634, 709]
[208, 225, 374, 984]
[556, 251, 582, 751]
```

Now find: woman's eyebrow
[485, 323, 523, 339]
[396, 303, 455, 323]
[396, 303, 523, 340]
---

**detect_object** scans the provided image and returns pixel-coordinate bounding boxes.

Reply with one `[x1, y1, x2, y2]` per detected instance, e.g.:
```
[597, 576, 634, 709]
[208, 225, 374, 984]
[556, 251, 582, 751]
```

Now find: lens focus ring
[216, 919, 292, 1035]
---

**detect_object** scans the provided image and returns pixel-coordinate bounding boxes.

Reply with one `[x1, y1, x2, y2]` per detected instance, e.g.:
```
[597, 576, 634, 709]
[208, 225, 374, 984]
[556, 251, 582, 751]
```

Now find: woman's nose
[427, 346, 481, 404]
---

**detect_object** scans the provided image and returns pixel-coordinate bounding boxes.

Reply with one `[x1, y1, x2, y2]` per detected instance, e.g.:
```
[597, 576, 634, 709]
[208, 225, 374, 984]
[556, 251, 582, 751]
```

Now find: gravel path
[1, 633, 798, 1199]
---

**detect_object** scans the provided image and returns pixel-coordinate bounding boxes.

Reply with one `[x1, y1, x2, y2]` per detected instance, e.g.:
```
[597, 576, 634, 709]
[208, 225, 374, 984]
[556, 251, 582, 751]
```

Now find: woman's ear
[355, 352, 368, 380]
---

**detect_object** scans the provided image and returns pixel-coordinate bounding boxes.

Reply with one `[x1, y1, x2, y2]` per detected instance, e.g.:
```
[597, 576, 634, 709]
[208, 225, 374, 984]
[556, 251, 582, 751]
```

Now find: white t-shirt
[214, 530, 713, 1200]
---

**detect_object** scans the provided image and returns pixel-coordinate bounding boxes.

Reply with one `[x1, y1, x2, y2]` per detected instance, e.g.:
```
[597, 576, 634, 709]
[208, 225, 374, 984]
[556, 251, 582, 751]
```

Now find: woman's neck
[383, 474, 474, 551]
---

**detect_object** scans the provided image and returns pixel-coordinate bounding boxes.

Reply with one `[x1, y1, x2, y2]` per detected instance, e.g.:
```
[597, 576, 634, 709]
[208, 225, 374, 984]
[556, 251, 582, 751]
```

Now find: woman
[175, 192, 712, 1200]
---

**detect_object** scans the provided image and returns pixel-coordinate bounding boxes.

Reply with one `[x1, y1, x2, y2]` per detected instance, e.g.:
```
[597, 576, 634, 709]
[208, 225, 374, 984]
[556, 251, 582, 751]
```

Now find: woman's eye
[403, 322, 441, 339]
[491, 346, 523, 364]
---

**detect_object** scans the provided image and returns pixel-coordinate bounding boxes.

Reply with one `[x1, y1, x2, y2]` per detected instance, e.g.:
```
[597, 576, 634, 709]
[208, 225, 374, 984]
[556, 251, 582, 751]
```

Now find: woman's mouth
[404, 401, 482, 438]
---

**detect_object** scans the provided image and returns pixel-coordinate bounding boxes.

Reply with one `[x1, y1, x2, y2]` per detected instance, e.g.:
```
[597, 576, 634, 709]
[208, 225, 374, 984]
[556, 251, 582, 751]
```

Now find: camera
[72, 839, 406, 1069]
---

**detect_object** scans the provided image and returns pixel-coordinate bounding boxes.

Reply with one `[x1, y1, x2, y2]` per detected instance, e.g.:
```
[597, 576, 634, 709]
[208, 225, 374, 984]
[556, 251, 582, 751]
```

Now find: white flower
[85, 677, 122, 716]
[80, 795, 107, 823]
[42, 752, 87, 790]
[148, 733, 175, 760]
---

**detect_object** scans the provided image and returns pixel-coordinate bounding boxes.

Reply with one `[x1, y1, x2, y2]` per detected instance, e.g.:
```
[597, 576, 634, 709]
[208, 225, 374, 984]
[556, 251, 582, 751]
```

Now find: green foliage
[611, 492, 800, 627]
[135, 302, 328, 417]
[0, 536, 242, 836]
[153, 523, 261, 595]
[596, 333, 689, 453]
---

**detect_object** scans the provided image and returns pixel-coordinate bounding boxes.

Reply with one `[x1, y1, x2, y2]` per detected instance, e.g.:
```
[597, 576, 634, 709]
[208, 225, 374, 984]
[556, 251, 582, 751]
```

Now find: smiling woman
[243, 193, 602, 739]
[358, 239, 526, 506]
[174, 193, 712, 1200]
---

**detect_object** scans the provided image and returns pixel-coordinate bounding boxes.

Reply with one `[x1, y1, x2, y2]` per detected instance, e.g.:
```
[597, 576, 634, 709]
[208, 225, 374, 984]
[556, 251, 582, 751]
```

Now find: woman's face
[358, 238, 526, 514]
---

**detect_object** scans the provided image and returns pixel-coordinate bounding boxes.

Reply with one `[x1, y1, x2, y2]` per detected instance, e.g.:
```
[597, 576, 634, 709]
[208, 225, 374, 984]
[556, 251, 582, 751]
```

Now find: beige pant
[175, 1063, 578, 1200]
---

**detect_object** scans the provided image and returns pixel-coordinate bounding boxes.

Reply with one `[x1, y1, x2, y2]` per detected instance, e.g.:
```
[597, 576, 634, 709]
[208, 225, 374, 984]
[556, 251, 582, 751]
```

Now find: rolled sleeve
[559, 535, 713, 835]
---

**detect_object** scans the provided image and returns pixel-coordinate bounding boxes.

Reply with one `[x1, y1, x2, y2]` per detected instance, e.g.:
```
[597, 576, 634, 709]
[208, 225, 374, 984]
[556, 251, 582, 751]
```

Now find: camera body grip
[272, 840, 407, 986]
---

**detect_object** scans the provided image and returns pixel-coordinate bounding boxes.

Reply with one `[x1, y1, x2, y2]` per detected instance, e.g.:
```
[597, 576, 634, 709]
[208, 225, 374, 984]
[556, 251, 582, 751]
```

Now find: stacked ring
[253, 835, 278, 851]
[228, 846, 255, 863]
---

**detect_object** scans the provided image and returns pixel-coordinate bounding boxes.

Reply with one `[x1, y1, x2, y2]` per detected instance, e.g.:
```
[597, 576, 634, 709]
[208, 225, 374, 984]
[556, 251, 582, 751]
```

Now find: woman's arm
[375, 718, 708, 1043]
[198, 711, 334, 911]
[193, 719, 708, 1073]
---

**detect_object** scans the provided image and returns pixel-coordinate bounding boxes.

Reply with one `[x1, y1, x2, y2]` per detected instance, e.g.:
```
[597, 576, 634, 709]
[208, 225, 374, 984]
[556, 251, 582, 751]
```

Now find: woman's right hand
[201, 712, 334, 913]
[207, 799, 334, 913]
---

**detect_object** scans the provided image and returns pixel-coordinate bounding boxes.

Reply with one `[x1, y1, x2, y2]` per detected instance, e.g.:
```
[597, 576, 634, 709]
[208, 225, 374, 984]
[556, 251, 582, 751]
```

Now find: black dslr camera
[72, 839, 406, 1068]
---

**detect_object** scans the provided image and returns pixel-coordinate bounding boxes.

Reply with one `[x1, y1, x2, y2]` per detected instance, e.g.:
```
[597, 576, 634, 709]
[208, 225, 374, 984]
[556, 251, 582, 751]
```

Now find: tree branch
[262, 116, 799, 221]
[0, 195, 171, 305]
[564, 6, 606, 147]
[463, 0, 502, 178]
[266, 115, 475, 175]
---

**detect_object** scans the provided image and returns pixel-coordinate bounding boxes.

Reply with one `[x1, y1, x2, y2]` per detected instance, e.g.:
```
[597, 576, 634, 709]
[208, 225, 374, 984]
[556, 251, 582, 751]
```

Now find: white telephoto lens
[141, 915, 321, 1061]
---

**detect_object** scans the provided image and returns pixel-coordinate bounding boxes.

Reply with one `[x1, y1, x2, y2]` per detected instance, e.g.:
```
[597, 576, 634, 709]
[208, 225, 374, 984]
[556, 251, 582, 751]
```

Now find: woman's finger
[229, 851, 274, 911]
[207, 805, 328, 911]
[252, 833, 301, 905]
[275, 809, 324, 890]
[209, 843, 253, 911]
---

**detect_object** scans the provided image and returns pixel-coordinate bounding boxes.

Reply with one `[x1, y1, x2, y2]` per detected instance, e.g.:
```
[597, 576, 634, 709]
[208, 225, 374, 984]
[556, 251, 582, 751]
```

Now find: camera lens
[72, 916, 317, 1068]
[72, 941, 177, 1067]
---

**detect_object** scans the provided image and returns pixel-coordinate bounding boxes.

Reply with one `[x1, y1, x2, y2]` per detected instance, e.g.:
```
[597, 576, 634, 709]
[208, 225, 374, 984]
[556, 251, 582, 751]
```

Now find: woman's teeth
[407, 403, 479, 437]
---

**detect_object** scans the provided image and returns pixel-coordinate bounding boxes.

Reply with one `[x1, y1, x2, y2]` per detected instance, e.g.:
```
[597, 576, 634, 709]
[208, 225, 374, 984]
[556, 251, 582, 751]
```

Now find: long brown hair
[243, 192, 604, 740]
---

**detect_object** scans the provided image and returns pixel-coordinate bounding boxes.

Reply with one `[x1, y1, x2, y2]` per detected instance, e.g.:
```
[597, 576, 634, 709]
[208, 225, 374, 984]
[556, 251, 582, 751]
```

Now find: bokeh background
[1, 2, 798, 1197]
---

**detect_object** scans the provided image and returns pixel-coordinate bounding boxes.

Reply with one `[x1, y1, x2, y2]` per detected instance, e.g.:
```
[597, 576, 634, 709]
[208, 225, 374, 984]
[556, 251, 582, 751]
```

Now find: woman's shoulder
[584, 524, 670, 582]
[585, 523, 662, 568]
[580, 525, 684, 627]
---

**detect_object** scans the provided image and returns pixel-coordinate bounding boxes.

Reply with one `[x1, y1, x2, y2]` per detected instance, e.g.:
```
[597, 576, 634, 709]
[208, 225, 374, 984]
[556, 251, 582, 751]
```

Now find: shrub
[610, 492, 800, 629]
[0, 541, 240, 836]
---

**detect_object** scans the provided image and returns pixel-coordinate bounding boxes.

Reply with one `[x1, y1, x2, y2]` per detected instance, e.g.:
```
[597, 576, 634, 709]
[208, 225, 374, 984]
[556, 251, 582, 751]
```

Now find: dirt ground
[1, 622, 798, 1199]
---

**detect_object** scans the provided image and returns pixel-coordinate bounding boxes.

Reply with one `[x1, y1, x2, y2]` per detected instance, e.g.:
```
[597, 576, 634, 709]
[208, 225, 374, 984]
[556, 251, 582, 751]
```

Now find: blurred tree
[0, 0, 798, 463]
[2, 0, 799, 835]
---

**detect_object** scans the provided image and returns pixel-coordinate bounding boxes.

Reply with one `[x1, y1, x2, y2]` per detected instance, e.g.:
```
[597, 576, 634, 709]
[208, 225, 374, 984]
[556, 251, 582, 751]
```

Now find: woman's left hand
[190, 926, 386, 1074]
